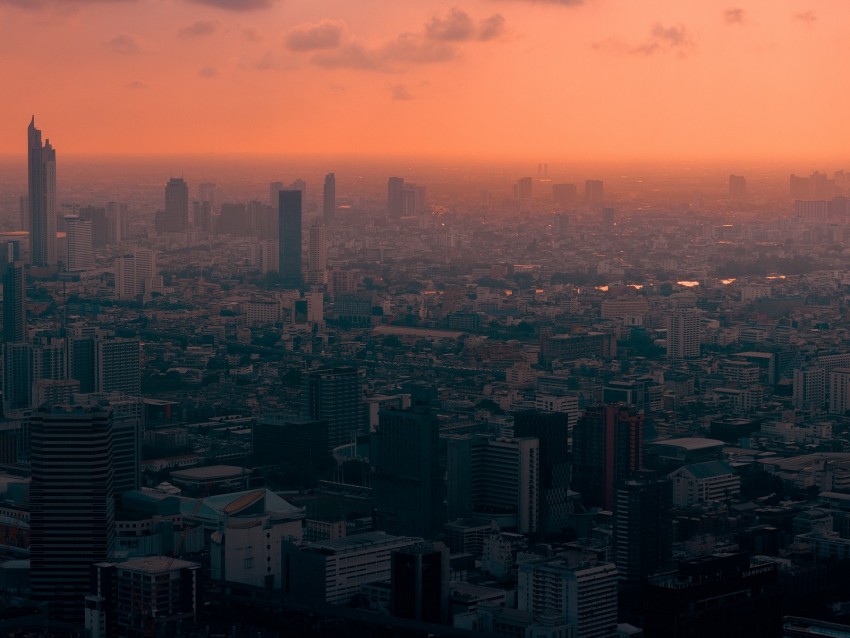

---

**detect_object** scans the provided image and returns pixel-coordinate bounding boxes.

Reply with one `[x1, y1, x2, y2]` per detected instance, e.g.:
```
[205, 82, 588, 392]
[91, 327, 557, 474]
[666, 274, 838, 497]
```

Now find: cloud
[595, 22, 695, 57]
[185, 0, 276, 10]
[493, 0, 583, 5]
[794, 10, 816, 26]
[242, 28, 261, 42]
[384, 33, 455, 64]
[313, 34, 454, 72]
[179, 20, 218, 38]
[285, 20, 346, 52]
[0, 0, 135, 8]
[199, 66, 218, 78]
[426, 8, 474, 41]
[105, 34, 141, 55]
[478, 14, 506, 41]
[723, 8, 745, 25]
[124, 80, 147, 89]
[390, 85, 414, 101]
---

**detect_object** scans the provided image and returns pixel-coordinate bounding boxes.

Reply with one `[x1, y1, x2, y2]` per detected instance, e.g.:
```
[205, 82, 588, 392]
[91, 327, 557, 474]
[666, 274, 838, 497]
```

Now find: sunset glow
[1, 0, 848, 162]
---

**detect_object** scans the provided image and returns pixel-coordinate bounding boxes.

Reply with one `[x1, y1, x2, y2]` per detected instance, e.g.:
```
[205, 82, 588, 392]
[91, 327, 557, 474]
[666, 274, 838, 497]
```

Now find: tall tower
[2, 259, 26, 343]
[30, 404, 115, 623]
[323, 173, 336, 224]
[306, 223, 328, 286]
[387, 177, 405, 217]
[95, 333, 141, 395]
[28, 117, 57, 267]
[571, 404, 644, 510]
[278, 189, 303, 287]
[163, 178, 189, 232]
[302, 366, 362, 450]
[585, 179, 603, 207]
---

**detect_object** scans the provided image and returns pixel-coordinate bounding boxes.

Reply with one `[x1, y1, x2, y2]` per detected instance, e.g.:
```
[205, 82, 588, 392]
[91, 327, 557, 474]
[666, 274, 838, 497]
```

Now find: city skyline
[0, 1, 849, 162]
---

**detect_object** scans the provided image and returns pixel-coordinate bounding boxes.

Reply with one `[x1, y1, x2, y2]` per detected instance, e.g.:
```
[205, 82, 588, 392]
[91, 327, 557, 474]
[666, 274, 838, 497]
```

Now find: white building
[65, 216, 94, 272]
[669, 461, 741, 507]
[666, 310, 700, 360]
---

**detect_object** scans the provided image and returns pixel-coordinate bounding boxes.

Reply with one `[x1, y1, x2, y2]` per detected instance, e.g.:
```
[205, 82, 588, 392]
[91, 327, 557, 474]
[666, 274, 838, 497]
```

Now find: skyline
[1, 1, 849, 162]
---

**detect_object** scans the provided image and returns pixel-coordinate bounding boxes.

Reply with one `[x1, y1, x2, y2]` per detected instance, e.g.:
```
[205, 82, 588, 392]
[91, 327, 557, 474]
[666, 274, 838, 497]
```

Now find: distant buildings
[585, 179, 603, 207]
[159, 177, 189, 233]
[729, 174, 747, 197]
[388, 177, 405, 217]
[323, 172, 336, 224]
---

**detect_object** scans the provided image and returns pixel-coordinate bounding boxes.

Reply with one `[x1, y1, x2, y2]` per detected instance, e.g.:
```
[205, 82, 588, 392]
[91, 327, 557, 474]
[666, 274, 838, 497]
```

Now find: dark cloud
[390, 85, 414, 101]
[0, 0, 134, 8]
[185, 0, 276, 11]
[478, 14, 506, 41]
[199, 66, 218, 78]
[313, 35, 454, 72]
[313, 43, 380, 70]
[595, 22, 695, 57]
[794, 10, 816, 25]
[723, 8, 745, 25]
[179, 20, 218, 38]
[426, 8, 474, 41]
[384, 33, 455, 64]
[285, 20, 346, 52]
[105, 34, 141, 55]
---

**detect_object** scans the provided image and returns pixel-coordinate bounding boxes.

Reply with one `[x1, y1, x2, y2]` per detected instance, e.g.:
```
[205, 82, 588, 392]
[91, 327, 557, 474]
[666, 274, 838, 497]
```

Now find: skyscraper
[278, 189, 303, 287]
[2, 259, 25, 344]
[303, 366, 362, 450]
[585, 179, 603, 207]
[161, 178, 189, 233]
[95, 333, 141, 395]
[572, 404, 644, 510]
[371, 389, 444, 539]
[28, 117, 57, 267]
[388, 177, 405, 217]
[323, 173, 336, 224]
[30, 404, 115, 623]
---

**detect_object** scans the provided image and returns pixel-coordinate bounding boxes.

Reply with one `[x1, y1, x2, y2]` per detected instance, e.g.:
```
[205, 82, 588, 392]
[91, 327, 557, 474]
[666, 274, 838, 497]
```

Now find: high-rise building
[584, 179, 603, 207]
[388, 177, 405, 217]
[115, 249, 157, 299]
[160, 178, 189, 233]
[30, 404, 115, 623]
[553, 183, 577, 204]
[391, 542, 450, 624]
[323, 173, 336, 224]
[514, 177, 533, 201]
[306, 223, 328, 286]
[552, 212, 570, 238]
[105, 202, 128, 244]
[517, 551, 619, 638]
[2, 259, 25, 344]
[667, 309, 701, 360]
[65, 216, 95, 272]
[78, 206, 109, 247]
[513, 410, 572, 535]
[371, 389, 444, 539]
[278, 189, 303, 287]
[572, 404, 644, 510]
[3, 342, 33, 413]
[28, 116, 57, 267]
[614, 470, 673, 583]
[303, 366, 363, 450]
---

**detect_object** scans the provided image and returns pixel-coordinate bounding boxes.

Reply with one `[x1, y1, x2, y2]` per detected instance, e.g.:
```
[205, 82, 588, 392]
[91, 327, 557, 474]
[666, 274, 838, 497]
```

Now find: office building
[278, 189, 303, 287]
[323, 172, 336, 224]
[602, 207, 615, 226]
[572, 404, 644, 510]
[517, 552, 619, 638]
[643, 553, 780, 638]
[159, 177, 189, 233]
[514, 410, 572, 535]
[830, 368, 850, 415]
[3, 342, 34, 413]
[391, 542, 450, 624]
[585, 179, 603, 206]
[553, 212, 570, 238]
[514, 176, 533, 201]
[306, 223, 328, 286]
[30, 404, 115, 623]
[388, 176, 405, 217]
[28, 117, 57, 267]
[105, 201, 128, 243]
[282, 532, 420, 605]
[666, 309, 701, 360]
[613, 471, 673, 583]
[553, 183, 577, 204]
[794, 366, 825, 411]
[371, 389, 444, 539]
[64, 216, 94, 272]
[2, 259, 25, 343]
[79, 205, 109, 247]
[303, 365, 363, 450]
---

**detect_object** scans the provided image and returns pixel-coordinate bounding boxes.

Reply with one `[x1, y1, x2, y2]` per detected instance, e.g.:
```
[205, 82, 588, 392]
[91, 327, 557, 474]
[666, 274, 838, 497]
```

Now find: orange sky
[1, 0, 847, 162]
